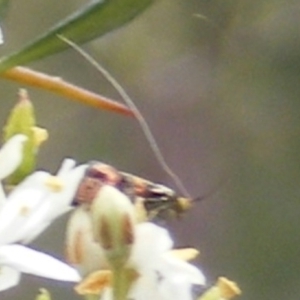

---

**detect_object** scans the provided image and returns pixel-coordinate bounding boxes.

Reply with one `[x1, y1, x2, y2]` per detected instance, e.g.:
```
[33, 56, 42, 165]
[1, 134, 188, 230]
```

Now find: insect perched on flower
[73, 161, 193, 221]
[61, 38, 198, 222]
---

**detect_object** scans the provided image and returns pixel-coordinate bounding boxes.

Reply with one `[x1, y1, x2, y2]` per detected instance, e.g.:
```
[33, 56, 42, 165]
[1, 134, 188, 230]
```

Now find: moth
[62, 38, 195, 221]
[73, 161, 192, 220]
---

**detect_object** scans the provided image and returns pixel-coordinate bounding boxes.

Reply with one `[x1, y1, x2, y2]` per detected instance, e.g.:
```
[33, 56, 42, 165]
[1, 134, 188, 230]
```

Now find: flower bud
[3, 89, 41, 184]
[91, 185, 135, 269]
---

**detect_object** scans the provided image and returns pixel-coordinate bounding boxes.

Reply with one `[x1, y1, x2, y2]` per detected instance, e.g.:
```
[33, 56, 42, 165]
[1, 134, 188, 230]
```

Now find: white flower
[95, 223, 205, 300]
[0, 135, 87, 291]
[67, 186, 136, 276]
[0, 134, 27, 207]
[126, 223, 206, 300]
[0, 244, 81, 291]
[0, 158, 87, 244]
[67, 186, 205, 300]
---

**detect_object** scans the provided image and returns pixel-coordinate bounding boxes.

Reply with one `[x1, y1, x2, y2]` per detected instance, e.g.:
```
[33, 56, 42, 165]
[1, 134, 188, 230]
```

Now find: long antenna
[58, 35, 191, 198]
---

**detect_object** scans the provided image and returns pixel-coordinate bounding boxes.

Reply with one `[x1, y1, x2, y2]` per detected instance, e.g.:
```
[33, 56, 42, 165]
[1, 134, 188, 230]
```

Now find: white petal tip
[0, 27, 4, 45]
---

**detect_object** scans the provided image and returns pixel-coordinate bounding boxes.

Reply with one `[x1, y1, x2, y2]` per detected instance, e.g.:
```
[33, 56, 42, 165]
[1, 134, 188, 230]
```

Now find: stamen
[44, 176, 64, 192]
[31, 126, 48, 147]
[217, 277, 242, 299]
[19, 206, 30, 216]
[75, 270, 112, 295]
[168, 248, 199, 261]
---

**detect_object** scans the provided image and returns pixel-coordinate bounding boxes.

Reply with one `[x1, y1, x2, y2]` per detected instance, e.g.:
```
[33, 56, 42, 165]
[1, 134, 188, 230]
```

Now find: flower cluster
[0, 93, 241, 300]
[67, 186, 240, 300]
[0, 134, 86, 291]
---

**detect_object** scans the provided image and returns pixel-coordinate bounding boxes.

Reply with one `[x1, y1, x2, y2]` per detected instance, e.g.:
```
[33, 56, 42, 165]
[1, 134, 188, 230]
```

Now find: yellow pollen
[31, 126, 48, 147]
[19, 206, 30, 216]
[168, 248, 199, 261]
[217, 277, 242, 299]
[75, 270, 112, 295]
[44, 176, 64, 192]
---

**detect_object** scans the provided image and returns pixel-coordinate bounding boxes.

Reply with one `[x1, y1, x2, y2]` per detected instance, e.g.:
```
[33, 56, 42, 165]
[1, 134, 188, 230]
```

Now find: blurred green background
[1, 0, 300, 299]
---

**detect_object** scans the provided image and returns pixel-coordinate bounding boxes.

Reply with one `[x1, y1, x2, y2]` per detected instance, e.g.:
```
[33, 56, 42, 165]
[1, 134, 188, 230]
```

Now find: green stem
[84, 294, 99, 300]
[112, 267, 131, 300]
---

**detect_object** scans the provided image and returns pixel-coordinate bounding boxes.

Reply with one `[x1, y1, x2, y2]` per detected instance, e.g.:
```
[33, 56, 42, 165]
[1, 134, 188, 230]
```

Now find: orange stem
[1, 66, 135, 117]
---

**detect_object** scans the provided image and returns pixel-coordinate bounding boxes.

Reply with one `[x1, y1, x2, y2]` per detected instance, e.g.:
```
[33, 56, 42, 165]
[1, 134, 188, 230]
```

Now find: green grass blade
[0, 0, 155, 71]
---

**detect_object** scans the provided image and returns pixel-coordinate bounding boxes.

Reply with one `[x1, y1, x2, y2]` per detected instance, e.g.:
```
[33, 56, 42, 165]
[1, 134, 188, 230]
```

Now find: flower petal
[56, 158, 77, 176]
[128, 223, 205, 300]
[0, 266, 20, 291]
[16, 200, 53, 244]
[158, 277, 194, 300]
[20, 162, 87, 244]
[0, 184, 7, 208]
[0, 134, 27, 180]
[0, 245, 81, 282]
[0, 160, 86, 244]
[128, 274, 161, 300]
[129, 256, 205, 300]
[0, 172, 50, 244]
[161, 255, 206, 286]
[49, 162, 87, 214]
[157, 257, 205, 300]
[130, 223, 173, 271]
[0, 27, 4, 45]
